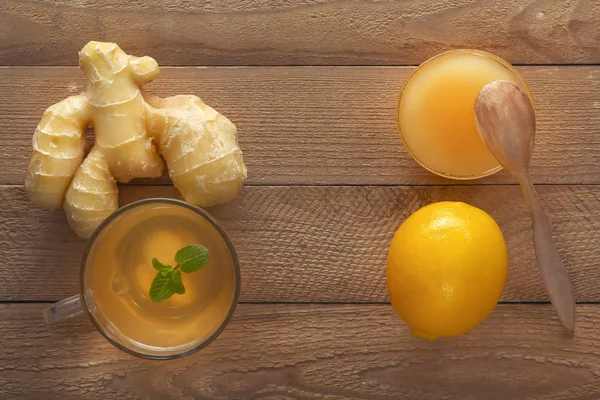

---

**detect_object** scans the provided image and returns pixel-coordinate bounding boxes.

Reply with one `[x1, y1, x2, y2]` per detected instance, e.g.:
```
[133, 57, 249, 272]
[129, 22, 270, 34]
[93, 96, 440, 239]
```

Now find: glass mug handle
[43, 294, 84, 323]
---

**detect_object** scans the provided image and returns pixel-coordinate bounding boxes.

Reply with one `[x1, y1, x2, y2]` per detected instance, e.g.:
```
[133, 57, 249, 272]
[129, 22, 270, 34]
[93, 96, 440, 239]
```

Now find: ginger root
[26, 41, 247, 238]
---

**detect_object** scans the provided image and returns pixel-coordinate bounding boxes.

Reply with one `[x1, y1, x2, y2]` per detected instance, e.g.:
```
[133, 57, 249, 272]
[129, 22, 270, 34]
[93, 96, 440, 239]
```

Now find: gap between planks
[4, 184, 600, 188]
[2, 301, 600, 305]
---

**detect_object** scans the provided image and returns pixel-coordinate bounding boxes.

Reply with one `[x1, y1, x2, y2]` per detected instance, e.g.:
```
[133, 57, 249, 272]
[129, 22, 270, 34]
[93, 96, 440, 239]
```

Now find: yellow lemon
[386, 201, 508, 340]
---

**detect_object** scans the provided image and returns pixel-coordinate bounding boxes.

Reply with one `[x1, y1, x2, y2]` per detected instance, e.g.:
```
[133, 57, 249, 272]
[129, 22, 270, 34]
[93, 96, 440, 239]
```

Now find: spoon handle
[520, 179, 576, 335]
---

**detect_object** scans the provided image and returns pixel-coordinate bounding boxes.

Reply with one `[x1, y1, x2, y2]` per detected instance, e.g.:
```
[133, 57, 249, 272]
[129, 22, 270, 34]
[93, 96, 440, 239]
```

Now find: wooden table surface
[1, 1, 600, 399]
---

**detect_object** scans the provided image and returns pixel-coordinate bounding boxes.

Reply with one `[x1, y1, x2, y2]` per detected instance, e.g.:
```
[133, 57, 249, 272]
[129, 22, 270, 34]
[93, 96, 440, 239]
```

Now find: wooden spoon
[474, 80, 575, 335]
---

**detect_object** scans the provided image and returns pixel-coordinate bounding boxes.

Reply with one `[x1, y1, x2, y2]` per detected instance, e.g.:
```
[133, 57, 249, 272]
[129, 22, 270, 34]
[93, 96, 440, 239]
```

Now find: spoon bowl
[474, 81, 535, 175]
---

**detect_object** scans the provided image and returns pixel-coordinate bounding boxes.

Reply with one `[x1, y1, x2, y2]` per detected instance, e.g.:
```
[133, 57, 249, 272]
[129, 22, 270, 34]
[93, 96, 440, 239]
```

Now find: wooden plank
[1, 303, 600, 399]
[2, 184, 599, 303]
[1, 66, 599, 186]
[1, 0, 599, 66]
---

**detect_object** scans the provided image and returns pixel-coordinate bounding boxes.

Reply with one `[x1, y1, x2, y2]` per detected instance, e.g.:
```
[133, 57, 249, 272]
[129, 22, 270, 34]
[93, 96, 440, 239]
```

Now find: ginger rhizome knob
[26, 41, 247, 238]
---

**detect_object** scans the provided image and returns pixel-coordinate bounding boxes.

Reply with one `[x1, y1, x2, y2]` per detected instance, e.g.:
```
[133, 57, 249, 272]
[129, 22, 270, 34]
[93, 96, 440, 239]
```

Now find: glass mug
[397, 49, 533, 180]
[44, 198, 240, 360]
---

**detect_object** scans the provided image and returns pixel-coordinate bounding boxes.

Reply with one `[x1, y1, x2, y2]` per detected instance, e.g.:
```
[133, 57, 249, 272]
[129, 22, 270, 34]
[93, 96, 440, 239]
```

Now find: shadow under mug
[43, 198, 241, 360]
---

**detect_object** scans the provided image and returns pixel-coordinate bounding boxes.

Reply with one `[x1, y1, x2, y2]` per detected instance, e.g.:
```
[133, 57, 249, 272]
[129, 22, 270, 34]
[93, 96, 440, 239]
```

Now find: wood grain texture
[1, 66, 599, 186]
[1, 303, 600, 399]
[2, 184, 599, 302]
[1, 0, 599, 66]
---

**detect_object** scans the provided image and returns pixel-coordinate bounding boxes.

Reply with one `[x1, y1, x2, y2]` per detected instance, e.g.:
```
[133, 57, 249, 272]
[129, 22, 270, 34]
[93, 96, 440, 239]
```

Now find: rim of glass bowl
[396, 49, 533, 180]
[79, 198, 241, 360]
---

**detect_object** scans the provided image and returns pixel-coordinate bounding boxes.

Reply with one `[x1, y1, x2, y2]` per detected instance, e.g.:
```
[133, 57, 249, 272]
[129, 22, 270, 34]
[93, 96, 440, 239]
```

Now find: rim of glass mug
[396, 49, 534, 180]
[43, 198, 241, 360]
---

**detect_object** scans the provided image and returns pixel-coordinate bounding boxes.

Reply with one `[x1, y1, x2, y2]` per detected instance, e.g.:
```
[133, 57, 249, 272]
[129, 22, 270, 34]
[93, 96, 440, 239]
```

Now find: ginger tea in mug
[45, 199, 240, 359]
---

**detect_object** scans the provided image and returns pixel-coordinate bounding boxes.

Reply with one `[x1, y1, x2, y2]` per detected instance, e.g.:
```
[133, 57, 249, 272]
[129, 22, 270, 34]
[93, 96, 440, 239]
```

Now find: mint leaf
[152, 257, 172, 274]
[150, 270, 176, 302]
[149, 244, 208, 302]
[169, 270, 185, 295]
[175, 244, 209, 273]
